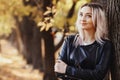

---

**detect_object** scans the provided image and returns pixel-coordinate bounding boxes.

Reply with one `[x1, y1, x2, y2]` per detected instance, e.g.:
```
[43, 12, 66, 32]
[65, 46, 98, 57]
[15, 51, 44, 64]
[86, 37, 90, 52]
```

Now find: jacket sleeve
[55, 36, 70, 79]
[65, 41, 113, 80]
[58, 36, 68, 62]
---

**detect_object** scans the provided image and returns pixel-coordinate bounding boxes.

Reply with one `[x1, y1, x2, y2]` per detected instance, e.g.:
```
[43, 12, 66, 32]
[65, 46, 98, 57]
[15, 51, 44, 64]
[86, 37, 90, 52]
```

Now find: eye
[86, 15, 92, 18]
[79, 13, 83, 17]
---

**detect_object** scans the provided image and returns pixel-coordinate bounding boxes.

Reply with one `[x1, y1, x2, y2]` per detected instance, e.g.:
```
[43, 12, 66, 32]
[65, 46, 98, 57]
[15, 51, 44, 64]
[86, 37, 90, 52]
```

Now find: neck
[83, 29, 95, 44]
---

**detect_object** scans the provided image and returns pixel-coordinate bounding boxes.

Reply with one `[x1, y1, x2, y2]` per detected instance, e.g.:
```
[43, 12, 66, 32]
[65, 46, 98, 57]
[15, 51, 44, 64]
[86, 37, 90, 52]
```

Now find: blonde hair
[75, 2, 108, 45]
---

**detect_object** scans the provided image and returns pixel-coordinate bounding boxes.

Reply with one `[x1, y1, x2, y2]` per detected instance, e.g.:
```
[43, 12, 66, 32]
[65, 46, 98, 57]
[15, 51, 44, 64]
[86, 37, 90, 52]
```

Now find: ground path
[0, 39, 43, 80]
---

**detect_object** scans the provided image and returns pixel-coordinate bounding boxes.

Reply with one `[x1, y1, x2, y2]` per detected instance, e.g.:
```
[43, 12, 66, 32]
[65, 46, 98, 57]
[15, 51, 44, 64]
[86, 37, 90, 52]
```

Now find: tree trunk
[107, 0, 120, 80]
[20, 16, 34, 64]
[91, 0, 107, 8]
[89, 0, 120, 80]
[42, 29, 56, 80]
[32, 26, 43, 71]
[42, 0, 57, 80]
[19, 15, 43, 71]
[13, 16, 24, 54]
[20, 0, 43, 71]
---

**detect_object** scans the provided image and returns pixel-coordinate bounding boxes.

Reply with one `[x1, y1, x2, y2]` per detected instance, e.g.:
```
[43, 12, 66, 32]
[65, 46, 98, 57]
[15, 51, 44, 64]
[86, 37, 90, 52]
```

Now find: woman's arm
[54, 36, 71, 79]
[65, 41, 113, 80]
[58, 36, 68, 62]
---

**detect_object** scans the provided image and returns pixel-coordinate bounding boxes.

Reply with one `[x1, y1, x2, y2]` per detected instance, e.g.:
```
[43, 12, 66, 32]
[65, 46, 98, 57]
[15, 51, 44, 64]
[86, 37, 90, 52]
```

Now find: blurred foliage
[0, 0, 36, 37]
[53, 0, 91, 30]
[38, 0, 91, 32]
[0, 0, 91, 37]
[0, 15, 14, 37]
[37, 6, 57, 31]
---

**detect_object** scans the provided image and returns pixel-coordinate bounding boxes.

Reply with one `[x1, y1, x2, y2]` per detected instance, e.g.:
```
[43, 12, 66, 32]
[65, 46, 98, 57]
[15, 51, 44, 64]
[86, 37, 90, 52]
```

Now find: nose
[80, 15, 86, 21]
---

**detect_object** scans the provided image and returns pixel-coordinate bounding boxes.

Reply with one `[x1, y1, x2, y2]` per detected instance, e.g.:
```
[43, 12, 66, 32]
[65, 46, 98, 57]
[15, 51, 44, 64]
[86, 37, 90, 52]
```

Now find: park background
[0, 0, 120, 80]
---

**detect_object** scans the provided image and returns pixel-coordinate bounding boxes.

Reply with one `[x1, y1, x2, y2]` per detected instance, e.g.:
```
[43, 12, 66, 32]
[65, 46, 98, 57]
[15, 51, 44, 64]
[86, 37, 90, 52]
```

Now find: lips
[81, 23, 87, 25]
[81, 22, 87, 24]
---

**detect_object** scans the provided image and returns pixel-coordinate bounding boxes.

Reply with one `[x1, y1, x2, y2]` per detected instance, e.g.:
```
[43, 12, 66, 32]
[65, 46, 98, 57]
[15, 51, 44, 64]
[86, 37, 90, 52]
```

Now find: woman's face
[78, 6, 95, 30]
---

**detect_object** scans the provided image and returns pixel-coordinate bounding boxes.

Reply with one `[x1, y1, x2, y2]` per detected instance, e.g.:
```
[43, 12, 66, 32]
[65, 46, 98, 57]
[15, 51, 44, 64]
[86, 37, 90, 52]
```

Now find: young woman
[54, 2, 113, 80]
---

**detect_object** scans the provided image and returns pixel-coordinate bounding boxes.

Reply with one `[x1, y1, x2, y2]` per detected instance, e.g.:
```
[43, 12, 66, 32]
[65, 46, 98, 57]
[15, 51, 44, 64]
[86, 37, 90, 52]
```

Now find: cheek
[88, 19, 94, 26]
[87, 18, 93, 23]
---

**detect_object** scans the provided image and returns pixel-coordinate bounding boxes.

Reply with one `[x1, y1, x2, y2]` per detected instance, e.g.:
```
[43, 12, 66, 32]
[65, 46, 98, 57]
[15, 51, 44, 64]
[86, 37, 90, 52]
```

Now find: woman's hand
[54, 60, 67, 74]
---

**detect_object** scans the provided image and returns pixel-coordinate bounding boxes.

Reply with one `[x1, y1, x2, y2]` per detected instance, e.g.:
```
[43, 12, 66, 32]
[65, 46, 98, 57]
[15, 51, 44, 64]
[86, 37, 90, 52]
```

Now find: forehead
[80, 6, 92, 13]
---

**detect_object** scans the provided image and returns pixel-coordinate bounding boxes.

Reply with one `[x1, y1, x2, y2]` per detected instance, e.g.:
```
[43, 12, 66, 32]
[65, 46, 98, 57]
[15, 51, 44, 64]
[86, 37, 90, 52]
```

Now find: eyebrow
[80, 12, 92, 15]
[86, 13, 92, 15]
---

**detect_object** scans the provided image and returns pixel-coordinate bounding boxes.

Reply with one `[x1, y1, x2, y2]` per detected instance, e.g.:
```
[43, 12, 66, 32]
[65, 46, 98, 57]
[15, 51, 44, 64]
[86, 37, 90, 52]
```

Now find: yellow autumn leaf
[37, 22, 46, 27]
[44, 17, 51, 22]
[43, 11, 52, 15]
[50, 18, 55, 23]
[40, 25, 46, 31]
[52, 6, 57, 14]
[52, 9, 57, 14]
[45, 23, 53, 31]
[46, 7, 51, 11]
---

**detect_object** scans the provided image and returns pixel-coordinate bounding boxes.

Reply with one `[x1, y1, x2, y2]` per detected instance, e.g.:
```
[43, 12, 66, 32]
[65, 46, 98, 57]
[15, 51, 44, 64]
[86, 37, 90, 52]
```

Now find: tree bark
[42, 0, 57, 80]
[20, 0, 44, 71]
[42, 29, 56, 80]
[107, 0, 120, 80]
[91, 0, 107, 9]
[32, 26, 43, 71]
[89, 0, 120, 80]
[19, 16, 34, 64]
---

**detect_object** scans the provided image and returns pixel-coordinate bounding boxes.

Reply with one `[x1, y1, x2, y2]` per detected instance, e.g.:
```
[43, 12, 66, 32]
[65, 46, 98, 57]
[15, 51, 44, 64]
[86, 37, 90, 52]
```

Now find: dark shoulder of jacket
[103, 39, 115, 52]
[101, 39, 113, 49]
[65, 34, 76, 43]
[102, 39, 115, 67]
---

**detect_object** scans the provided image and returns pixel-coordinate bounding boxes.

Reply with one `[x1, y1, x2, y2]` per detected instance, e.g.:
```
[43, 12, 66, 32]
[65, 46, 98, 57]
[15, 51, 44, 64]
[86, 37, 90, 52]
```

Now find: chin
[81, 27, 89, 30]
[81, 26, 94, 30]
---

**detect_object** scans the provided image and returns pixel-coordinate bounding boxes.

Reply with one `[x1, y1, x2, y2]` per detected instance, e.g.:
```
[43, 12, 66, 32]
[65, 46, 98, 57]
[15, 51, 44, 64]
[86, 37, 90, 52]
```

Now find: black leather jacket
[56, 35, 113, 80]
